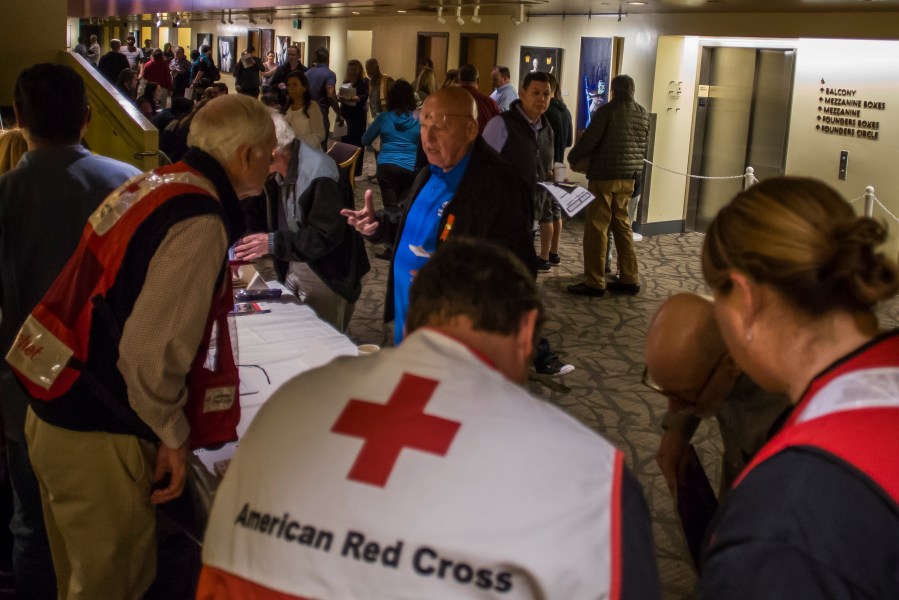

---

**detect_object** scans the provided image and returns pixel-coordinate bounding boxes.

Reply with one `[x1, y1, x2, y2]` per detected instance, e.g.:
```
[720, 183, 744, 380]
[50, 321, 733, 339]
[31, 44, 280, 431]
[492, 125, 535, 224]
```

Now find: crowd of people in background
[0, 39, 896, 599]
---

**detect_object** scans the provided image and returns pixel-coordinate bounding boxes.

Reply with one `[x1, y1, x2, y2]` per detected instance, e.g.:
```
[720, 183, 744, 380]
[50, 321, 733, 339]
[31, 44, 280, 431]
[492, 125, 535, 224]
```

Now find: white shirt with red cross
[201, 328, 626, 599]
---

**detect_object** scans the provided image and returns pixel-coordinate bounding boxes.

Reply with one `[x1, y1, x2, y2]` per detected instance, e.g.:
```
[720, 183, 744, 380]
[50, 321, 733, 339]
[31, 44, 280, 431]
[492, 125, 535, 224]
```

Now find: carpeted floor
[343, 159, 899, 599]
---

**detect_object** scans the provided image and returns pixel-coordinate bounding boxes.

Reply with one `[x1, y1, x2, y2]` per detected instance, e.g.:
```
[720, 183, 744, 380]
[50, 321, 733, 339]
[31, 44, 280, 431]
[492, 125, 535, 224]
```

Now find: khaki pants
[287, 261, 355, 333]
[25, 408, 157, 599]
[584, 179, 639, 288]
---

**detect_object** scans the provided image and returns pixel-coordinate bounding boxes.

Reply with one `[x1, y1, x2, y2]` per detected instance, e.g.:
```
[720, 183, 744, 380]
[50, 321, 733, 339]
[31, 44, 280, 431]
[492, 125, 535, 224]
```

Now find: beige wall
[786, 37, 899, 256]
[1, 1, 67, 106]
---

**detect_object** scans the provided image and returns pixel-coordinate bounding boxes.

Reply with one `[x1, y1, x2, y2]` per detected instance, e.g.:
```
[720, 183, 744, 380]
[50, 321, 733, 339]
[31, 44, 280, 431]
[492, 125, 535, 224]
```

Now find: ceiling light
[155, 13, 163, 27]
[397, 9, 407, 13]
[266, 13, 273, 23]
[249, 13, 258, 24]
[352, 10, 360, 14]
[512, 3, 524, 25]
[628, 1, 646, 4]
[471, 5, 481, 23]
[437, 7, 446, 23]
[455, 6, 464, 25]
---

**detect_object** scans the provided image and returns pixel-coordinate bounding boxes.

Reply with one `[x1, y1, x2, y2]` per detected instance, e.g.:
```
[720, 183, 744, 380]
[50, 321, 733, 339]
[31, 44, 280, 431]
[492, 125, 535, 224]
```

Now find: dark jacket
[546, 98, 573, 163]
[567, 97, 650, 181]
[234, 56, 263, 93]
[370, 137, 536, 322]
[98, 51, 131, 85]
[496, 100, 554, 190]
[243, 144, 369, 303]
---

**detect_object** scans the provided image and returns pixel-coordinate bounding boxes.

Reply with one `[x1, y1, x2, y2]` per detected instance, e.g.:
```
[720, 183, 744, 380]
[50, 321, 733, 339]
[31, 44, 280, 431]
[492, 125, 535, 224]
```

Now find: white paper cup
[553, 162, 567, 183]
[357, 344, 381, 356]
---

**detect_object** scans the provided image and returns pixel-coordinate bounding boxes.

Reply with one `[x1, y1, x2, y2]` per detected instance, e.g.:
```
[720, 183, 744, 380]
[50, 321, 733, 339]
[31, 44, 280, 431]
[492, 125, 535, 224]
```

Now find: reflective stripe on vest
[734, 332, 899, 507]
[6, 163, 219, 400]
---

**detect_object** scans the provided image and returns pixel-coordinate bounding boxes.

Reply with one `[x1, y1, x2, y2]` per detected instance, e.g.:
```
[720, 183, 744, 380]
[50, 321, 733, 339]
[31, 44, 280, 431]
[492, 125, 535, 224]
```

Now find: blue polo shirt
[392, 151, 472, 344]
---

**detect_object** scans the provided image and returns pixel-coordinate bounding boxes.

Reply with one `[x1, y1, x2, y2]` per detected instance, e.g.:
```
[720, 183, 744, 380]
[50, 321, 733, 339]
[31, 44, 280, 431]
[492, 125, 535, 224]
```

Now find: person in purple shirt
[305, 47, 343, 150]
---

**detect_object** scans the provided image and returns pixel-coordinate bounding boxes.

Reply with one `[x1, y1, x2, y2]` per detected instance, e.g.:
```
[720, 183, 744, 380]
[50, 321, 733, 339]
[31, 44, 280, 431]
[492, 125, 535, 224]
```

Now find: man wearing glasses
[342, 87, 535, 345]
[643, 293, 791, 497]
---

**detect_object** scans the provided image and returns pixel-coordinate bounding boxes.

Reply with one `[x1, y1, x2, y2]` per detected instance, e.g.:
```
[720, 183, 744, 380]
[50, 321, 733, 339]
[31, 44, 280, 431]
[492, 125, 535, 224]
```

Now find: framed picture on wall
[260, 29, 275, 60]
[576, 37, 614, 131]
[276, 36, 291, 65]
[218, 35, 237, 74]
[308, 36, 330, 65]
[519, 46, 563, 89]
[196, 33, 214, 53]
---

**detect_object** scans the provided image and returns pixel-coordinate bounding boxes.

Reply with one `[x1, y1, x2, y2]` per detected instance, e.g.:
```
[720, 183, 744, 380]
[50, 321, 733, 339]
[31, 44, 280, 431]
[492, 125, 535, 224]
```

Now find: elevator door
[686, 47, 795, 231]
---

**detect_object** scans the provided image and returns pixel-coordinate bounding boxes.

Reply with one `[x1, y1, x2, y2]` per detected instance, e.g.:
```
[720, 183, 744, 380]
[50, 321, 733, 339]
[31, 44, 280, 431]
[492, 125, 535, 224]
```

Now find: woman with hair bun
[699, 176, 899, 599]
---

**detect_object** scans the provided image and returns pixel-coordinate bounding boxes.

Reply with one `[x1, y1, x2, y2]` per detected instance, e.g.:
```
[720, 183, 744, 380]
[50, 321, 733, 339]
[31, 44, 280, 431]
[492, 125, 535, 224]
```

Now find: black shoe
[548, 252, 561, 266]
[567, 282, 605, 297]
[375, 247, 393, 261]
[536, 356, 575, 376]
[606, 280, 640, 295]
[536, 259, 553, 273]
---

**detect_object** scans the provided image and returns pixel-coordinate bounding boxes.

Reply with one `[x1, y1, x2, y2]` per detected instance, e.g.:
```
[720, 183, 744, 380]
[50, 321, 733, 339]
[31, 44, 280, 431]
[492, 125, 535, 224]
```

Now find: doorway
[459, 33, 497, 95]
[417, 32, 448, 85]
[686, 46, 795, 231]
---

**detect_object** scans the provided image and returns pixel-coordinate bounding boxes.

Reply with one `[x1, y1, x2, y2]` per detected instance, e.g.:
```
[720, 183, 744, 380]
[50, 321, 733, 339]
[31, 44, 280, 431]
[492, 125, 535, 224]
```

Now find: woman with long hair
[414, 66, 437, 106]
[0, 128, 27, 175]
[337, 59, 369, 176]
[283, 71, 325, 148]
[698, 176, 899, 598]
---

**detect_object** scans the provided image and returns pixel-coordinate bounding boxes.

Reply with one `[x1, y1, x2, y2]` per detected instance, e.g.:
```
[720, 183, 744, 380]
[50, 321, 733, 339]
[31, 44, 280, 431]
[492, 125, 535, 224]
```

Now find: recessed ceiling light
[352, 10, 360, 14]
[628, 1, 647, 4]
[396, 9, 407, 12]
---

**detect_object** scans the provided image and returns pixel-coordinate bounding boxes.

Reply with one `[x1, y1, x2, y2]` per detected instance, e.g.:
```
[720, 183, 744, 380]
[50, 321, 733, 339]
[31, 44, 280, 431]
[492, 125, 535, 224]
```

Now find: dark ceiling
[70, 0, 899, 21]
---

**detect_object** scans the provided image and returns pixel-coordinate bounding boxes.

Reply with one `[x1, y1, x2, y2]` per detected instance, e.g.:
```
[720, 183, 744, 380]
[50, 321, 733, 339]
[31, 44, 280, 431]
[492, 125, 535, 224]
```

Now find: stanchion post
[864, 186, 875, 218]
[744, 166, 755, 190]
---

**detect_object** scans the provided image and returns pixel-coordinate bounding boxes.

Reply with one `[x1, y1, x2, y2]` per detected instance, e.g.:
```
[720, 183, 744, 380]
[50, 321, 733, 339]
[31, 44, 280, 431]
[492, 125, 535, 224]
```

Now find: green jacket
[567, 97, 649, 181]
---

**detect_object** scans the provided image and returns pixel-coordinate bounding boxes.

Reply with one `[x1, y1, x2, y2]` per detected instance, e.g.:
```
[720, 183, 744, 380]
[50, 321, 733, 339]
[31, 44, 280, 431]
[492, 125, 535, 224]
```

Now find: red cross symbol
[331, 373, 461, 487]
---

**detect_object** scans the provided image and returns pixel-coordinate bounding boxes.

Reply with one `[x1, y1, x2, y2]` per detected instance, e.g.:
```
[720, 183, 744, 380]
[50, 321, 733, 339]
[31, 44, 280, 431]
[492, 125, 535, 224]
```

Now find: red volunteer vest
[6, 162, 240, 449]
[734, 331, 899, 507]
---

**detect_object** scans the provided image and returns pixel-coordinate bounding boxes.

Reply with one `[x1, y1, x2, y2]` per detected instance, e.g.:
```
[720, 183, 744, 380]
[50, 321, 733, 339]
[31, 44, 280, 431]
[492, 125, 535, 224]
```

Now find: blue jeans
[7, 437, 56, 599]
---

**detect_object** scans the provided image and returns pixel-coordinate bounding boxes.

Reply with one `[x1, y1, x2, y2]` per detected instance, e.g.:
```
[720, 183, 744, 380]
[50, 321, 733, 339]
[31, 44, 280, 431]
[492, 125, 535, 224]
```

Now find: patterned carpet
[343, 161, 899, 599]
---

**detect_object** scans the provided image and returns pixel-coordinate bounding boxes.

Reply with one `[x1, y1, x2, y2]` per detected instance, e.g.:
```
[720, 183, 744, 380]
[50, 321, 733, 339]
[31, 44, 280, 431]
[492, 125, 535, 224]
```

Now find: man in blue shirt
[490, 66, 519, 112]
[341, 87, 535, 345]
[306, 47, 343, 150]
[0, 63, 141, 599]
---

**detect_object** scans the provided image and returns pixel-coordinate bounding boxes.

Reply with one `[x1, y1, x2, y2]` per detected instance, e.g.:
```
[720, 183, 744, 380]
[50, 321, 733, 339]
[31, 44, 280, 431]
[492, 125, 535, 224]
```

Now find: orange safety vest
[6, 162, 240, 449]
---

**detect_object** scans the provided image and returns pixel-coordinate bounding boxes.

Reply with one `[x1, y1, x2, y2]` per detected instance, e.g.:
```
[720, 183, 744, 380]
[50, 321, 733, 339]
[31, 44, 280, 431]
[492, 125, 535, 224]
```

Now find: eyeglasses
[641, 352, 728, 408]
[420, 111, 474, 128]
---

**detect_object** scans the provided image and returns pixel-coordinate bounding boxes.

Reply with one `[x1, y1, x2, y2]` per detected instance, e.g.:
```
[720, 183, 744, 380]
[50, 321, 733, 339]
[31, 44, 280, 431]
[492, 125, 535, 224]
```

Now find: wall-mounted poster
[260, 29, 275, 60]
[577, 37, 614, 130]
[276, 36, 291, 65]
[519, 47, 563, 89]
[196, 33, 213, 53]
[218, 36, 237, 74]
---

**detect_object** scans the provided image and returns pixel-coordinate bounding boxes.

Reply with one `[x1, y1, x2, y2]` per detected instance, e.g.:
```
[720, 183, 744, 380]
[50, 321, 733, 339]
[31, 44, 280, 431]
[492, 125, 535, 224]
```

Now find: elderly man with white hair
[234, 116, 369, 332]
[18, 94, 276, 597]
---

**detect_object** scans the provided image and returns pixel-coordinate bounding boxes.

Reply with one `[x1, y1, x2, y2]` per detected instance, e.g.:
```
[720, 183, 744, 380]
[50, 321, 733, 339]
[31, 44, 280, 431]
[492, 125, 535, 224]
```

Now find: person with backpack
[191, 45, 219, 93]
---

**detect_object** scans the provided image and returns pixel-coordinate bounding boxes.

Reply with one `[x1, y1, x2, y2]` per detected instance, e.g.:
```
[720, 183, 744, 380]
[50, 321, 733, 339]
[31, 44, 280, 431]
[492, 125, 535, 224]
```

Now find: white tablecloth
[194, 283, 358, 473]
[235, 288, 358, 436]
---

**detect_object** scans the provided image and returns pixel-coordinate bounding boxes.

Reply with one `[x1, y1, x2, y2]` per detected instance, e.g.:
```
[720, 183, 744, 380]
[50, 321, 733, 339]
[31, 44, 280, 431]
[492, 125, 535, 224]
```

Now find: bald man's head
[419, 87, 478, 171]
[645, 293, 736, 415]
